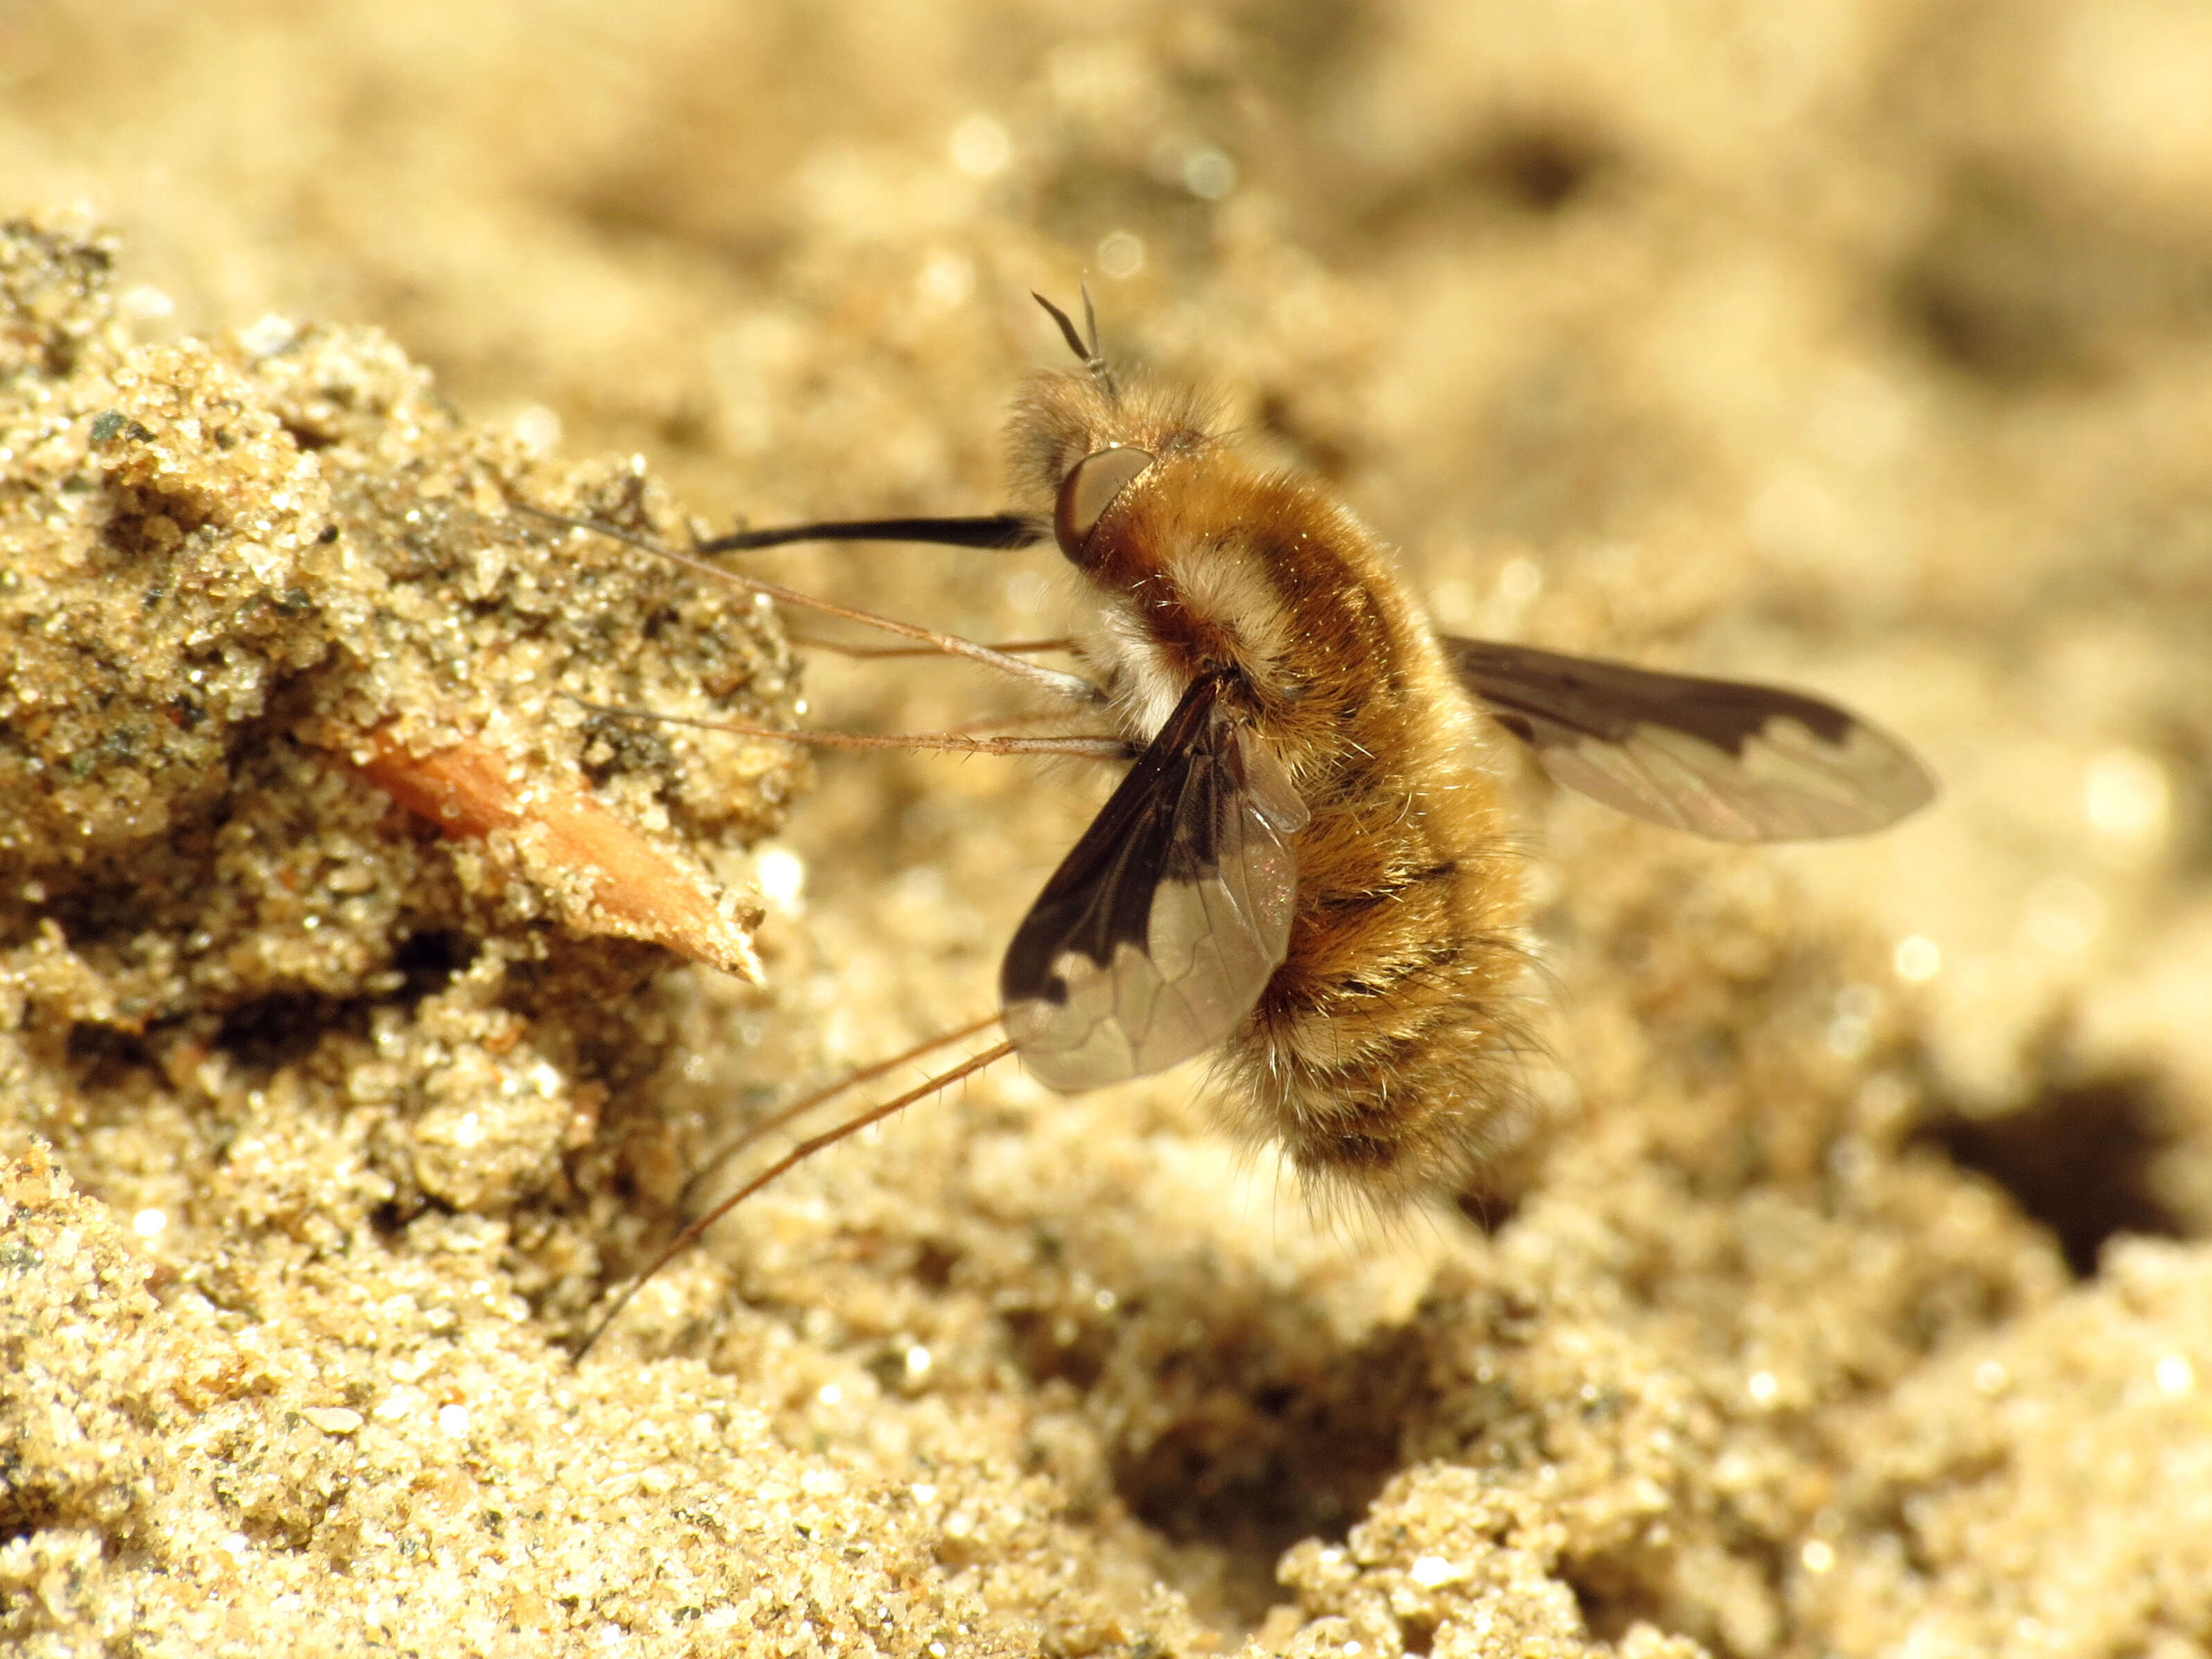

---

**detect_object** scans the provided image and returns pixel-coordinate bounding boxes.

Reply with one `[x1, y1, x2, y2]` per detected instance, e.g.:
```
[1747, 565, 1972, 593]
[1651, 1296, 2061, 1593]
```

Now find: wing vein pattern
[1442, 635, 1935, 841]
[1000, 673, 1307, 1090]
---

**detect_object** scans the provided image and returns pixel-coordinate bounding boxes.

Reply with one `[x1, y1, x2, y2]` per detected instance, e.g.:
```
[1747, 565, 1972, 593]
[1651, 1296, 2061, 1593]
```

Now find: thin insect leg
[677, 1012, 1004, 1216]
[938, 709, 1088, 738]
[568, 696, 1133, 762]
[573, 1038, 1018, 1361]
[785, 635, 1075, 660]
[515, 505, 1104, 707]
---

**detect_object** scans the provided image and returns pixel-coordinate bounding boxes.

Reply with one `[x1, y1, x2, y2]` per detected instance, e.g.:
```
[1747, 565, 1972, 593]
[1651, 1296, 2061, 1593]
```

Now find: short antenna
[1031, 287, 1117, 399]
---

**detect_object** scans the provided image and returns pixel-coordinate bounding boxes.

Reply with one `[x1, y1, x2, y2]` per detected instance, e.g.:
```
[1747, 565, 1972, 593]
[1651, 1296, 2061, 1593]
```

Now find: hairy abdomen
[1215, 739, 1527, 1208]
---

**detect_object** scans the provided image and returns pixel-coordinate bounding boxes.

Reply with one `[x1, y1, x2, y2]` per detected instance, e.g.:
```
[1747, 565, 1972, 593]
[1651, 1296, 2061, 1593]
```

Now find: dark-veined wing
[1000, 673, 1309, 1092]
[1442, 636, 1936, 842]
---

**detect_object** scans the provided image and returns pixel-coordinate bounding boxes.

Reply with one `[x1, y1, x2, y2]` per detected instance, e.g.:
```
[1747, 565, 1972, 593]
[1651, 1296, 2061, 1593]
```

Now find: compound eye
[1054, 446, 1155, 561]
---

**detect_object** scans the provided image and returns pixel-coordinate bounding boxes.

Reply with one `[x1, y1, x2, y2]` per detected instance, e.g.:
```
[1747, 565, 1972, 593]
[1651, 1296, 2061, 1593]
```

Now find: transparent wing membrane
[1443, 635, 1935, 841]
[1000, 675, 1307, 1090]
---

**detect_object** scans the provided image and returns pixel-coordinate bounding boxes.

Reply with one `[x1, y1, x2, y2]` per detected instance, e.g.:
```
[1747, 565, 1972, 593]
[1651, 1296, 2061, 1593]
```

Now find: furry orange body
[564, 295, 1934, 1354]
[1013, 373, 1527, 1203]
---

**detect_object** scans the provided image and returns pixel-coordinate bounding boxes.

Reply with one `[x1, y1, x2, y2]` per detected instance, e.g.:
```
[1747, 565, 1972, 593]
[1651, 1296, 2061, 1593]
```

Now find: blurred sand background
[3, 2, 2211, 1655]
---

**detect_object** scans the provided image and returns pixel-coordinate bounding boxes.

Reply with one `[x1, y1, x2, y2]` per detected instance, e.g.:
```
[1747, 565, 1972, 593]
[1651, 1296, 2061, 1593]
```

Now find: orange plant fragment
[355, 726, 762, 981]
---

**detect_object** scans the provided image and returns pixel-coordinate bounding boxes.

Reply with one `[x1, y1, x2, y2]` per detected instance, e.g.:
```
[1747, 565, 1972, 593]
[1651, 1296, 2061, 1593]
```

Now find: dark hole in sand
[1919, 1070, 2188, 1276]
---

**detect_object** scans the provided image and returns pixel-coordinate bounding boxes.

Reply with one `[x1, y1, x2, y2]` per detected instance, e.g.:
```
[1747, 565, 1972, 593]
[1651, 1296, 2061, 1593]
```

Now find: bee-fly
[558, 293, 1933, 1350]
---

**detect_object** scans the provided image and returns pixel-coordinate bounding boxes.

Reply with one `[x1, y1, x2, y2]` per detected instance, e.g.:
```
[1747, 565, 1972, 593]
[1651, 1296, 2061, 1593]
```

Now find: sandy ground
[3, 2, 2211, 1655]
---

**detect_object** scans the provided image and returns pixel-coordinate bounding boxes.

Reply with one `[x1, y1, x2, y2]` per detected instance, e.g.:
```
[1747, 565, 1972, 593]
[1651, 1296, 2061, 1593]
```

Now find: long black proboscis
[696, 514, 1045, 555]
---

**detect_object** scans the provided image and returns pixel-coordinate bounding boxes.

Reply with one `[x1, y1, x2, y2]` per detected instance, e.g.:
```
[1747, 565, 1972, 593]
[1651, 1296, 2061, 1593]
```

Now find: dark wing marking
[1000, 673, 1308, 1092]
[1441, 636, 1936, 841]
